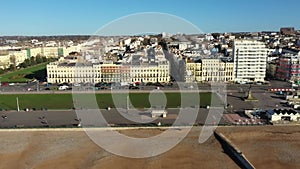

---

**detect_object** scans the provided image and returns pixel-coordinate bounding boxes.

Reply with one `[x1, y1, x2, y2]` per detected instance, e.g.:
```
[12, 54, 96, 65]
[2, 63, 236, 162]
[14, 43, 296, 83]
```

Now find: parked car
[129, 86, 139, 90]
[58, 85, 69, 90]
[73, 83, 81, 87]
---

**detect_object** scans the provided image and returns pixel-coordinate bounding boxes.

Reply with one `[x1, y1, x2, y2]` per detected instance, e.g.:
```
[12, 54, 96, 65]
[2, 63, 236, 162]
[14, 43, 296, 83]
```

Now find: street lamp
[36, 80, 39, 92]
[16, 97, 20, 112]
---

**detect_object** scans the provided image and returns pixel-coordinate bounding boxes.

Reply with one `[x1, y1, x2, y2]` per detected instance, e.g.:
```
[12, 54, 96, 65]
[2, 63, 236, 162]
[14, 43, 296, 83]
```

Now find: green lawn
[0, 63, 48, 83]
[0, 93, 224, 110]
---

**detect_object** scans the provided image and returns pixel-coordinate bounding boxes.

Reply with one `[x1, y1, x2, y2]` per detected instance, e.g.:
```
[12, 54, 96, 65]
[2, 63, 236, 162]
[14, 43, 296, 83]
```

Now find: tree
[42, 56, 47, 62]
[35, 56, 43, 64]
[0, 68, 5, 74]
[24, 58, 31, 66]
[8, 64, 16, 71]
[9, 55, 17, 69]
[30, 57, 36, 65]
[19, 62, 28, 68]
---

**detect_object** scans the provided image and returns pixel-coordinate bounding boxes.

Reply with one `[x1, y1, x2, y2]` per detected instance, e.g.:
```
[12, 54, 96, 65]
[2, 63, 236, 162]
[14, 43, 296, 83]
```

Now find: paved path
[0, 108, 227, 128]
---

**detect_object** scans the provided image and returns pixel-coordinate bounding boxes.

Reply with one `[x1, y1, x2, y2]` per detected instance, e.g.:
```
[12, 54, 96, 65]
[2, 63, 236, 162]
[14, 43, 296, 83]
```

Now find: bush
[0, 68, 5, 74]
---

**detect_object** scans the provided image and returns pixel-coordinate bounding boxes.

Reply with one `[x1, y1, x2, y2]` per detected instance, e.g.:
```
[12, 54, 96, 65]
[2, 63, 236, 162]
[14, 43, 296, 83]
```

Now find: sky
[0, 0, 299, 36]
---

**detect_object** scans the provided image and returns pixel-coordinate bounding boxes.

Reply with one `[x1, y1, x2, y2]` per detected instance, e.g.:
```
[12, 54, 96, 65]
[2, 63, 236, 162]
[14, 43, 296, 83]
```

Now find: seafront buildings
[46, 38, 271, 84]
[185, 57, 234, 82]
[3, 29, 300, 84]
[46, 47, 170, 84]
[0, 46, 81, 69]
[0, 37, 84, 69]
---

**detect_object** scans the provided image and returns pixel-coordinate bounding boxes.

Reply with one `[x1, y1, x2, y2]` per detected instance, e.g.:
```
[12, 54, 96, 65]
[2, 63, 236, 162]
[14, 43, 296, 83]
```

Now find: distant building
[100, 62, 121, 83]
[0, 45, 82, 69]
[0, 49, 27, 68]
[29, 46, 81, 58]
[282, 48, 300, 56]
[233, 40, 268, 83]
[8, 49, 28, 65]
[5, 40, 18, 44]
[266, 60, 278, 79]
[280, 27, 295, 35]
[0, 53, 10, 69]
[47, 60, 170, 84]
[129, 61, 170, 83]
[185, 57, 234, 82]
[47, 48, 170, 84]
[47, 61, 101, 84]
[275, 54, 300, 82]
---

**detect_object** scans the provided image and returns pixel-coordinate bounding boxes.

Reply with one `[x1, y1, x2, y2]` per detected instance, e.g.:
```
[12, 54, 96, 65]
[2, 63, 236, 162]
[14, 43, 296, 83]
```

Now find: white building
[267, 109, 300, 122]
[185, 58, 234, 83]
[0, 49, 28, 68]
[233, 40, 268, 83]
[9, 49, 28, 65]
[0, 53, 10, 69]
[47, 61, 102, 84]
[47, 48, 170, 84]
[151, 110, 167, 118]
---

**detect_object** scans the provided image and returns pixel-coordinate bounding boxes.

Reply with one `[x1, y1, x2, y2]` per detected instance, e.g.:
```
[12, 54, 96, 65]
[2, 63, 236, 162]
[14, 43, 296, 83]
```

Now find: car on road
[129, 86, 139, 90]
[45, 83, 52, 87]
[58, 85, 69, 90]
[73, 83, 81, 87]
[154, 82, 164, 87]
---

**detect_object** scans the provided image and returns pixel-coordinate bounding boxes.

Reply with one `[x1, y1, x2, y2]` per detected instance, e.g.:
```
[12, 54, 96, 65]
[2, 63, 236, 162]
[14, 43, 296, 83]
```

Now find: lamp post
[36, 80, 39, 92]
[16, 97, 20, 112]
[127, 96, 129, 111]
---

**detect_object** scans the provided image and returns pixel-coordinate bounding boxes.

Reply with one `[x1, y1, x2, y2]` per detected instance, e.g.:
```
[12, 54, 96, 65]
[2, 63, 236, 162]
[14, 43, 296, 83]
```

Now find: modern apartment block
[185, 58, 234, 82]
[276, 54, 300, 82]
[233, 40, 268, 83]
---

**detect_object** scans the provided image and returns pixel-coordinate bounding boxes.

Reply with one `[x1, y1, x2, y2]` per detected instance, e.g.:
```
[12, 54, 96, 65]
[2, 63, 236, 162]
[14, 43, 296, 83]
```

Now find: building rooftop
[267, 109, 298, 115]
[57, 62, 93, 67]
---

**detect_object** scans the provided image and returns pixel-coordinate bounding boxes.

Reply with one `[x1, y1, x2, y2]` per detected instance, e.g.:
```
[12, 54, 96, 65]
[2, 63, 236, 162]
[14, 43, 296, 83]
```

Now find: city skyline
[0, 0, 299, 36]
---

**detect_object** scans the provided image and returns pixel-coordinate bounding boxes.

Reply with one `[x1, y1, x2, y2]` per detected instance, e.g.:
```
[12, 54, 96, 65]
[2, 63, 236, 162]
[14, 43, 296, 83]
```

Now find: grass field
[0, 93, 223, 110]
[0, 63, 47, 83]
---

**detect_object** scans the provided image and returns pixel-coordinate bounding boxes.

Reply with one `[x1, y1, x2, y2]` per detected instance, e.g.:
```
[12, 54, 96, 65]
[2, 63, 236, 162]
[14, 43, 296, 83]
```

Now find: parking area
[223, 113, 265, 125]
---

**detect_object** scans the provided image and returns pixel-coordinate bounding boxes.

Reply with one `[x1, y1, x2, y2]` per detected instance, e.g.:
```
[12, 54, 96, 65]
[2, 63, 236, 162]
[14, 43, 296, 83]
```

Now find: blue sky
[0, 0, 299, 35]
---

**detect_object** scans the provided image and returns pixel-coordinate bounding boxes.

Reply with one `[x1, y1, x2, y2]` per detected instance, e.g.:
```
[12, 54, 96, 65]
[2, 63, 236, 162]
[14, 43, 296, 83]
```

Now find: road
[0, 84, 271, 94]
[0, 80, 275, 93]
[226, 90, 288, 113]
[0, 108, 227, 128]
